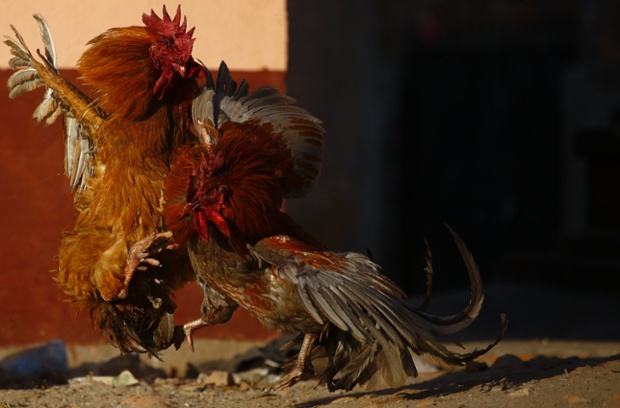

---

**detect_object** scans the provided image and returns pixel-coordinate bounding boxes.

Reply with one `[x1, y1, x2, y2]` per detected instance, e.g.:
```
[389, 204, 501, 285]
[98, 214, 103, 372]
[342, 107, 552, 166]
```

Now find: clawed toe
[119, 231, 174, 299]
[267, 369, 303, 392]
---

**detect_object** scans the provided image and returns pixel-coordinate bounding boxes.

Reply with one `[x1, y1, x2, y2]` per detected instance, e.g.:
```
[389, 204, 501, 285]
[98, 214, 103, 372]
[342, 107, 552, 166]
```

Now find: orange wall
[0, 69, 285, 347]
[0, 3, 287, 348]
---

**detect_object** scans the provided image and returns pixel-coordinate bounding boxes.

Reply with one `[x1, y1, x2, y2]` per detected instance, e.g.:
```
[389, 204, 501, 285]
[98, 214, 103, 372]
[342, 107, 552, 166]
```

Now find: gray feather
[5, 14, 98, 196]
[33, 14, 57, 71]
[192, 61, 325, 198]
[259, 229, 506, 391]
[33, 90, 61, 125]
[7, 69, 43, 98]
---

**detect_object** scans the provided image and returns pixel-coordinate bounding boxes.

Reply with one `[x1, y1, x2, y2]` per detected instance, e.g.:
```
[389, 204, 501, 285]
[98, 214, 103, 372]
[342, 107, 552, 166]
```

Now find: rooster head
[164, 119, 286, 246]
[143, 5, 205, 99]
[187, 145, 232, 243]
[186, 120, 287, 243]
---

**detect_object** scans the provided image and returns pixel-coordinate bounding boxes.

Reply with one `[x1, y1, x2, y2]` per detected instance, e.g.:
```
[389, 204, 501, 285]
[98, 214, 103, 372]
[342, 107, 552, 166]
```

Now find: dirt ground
[1, 283, 618, 407]
[0, 339, 618, 408]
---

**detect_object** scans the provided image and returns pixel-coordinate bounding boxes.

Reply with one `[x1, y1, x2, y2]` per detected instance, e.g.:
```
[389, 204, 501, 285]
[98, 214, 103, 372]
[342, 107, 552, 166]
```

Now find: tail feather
[307, 311, 507, 391]
[410, 225, 484, 335]
[271, 227, 508, 391]
[310, 331, 417, 391]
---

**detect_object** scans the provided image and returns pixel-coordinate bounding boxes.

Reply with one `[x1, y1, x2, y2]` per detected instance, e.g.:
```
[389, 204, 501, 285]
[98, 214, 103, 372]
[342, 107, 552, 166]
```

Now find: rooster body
[4, 6, 203, 353]
[164, 61, 325, 349]
[164, 66, 506, 390]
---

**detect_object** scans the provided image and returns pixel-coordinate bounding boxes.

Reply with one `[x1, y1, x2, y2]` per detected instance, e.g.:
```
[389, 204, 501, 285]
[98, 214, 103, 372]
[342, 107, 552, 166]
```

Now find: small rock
[465, 360, 488, 373]
[373, 394, 406, 406]
[118, 395, 172, 408]
[487, 377, 509, 392]
[233, 367, 268, 382]
[197, 370, 234, 387]
[566, 394, 591, 405]
[330, 396, 358, 404]
[69, 369, 139, 387]
[112, 370, 140, 387]
[508, 388, 530, 397]
[491, 354, 525, 369]
[413, 399, 439, 407]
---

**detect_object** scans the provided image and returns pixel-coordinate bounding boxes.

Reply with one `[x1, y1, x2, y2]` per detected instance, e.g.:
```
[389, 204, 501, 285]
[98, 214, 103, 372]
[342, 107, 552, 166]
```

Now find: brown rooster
[4, 6, 203, 354]
[164, 65, 507, 390]
[164, 61, 325, 350]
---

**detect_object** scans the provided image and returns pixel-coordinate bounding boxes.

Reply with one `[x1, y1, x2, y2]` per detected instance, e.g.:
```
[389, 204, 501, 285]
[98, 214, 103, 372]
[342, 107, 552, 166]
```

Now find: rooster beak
[174, 63, 186, 77]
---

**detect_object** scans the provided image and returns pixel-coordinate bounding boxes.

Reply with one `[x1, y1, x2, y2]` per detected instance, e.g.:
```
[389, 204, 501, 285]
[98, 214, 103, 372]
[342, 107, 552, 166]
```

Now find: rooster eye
[157, 43, 170, 56]
[218, 185, 231, 203]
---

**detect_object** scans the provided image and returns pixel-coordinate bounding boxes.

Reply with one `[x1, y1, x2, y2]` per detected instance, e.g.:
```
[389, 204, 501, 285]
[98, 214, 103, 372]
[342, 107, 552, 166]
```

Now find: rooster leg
[118, 231, 174, 299]
[270, 332, 317, 391]
[182, 317, 210, 352]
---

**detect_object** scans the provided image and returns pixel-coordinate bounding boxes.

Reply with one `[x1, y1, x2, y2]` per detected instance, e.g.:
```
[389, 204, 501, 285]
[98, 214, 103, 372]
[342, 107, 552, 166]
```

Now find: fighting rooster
[164, 65, 507, 390]
[4, 6, 203, 354]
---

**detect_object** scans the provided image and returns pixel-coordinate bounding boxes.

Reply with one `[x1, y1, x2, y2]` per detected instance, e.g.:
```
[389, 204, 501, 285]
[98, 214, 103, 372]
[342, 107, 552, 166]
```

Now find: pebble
[69, 369, 139, 387]
[329, 396, 358, 404]
[372, 394, 406, 406]
[197, 371, 234, 387]
[232, 367, 271, 385]
[491, 354, 525, 369]
[117, 395, 171, 408]
[508, 387, 530, 397]
[566, 394, 591, 405]
[465, 360, 488, 373]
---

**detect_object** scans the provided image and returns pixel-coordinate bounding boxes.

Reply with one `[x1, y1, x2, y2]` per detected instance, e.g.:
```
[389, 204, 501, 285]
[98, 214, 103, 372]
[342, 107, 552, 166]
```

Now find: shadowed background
[285, 0, 620, 341]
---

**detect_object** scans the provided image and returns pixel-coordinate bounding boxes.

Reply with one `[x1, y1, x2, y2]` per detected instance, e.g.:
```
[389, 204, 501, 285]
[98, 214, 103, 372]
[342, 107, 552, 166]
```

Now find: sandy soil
[0, 338, 618, 408]
[1, 284, 618, 407]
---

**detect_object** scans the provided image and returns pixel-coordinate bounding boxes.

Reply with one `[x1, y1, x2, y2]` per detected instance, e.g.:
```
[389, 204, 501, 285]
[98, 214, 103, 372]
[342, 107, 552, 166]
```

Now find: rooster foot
[267, 332, 317, 391]
[182, 317, 209, 352]
[118, 231, 175, 299]
[269, 367, 305, 391]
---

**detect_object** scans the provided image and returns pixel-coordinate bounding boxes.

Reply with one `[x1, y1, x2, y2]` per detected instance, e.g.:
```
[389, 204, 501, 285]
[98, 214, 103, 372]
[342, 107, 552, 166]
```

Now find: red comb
[142, 5, 195, 38]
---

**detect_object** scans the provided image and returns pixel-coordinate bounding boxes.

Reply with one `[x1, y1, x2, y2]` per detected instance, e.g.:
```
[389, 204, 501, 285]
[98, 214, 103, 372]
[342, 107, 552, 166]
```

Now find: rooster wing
[5, 14, 101, 195]
[245, 229, 507, 391]
[192, 61, 325, 199]
[4, 10, 199, 355]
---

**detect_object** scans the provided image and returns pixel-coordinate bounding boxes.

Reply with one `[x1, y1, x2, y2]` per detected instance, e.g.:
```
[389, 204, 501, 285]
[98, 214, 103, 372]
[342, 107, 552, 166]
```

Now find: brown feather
[5, 9, 203, 355]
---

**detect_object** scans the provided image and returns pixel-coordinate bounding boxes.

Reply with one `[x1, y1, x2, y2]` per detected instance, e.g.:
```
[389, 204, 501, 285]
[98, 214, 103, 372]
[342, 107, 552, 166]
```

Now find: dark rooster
[164, 65, 507, 390]
[164, 61, 325, 350]
[4, 6, 203, 354]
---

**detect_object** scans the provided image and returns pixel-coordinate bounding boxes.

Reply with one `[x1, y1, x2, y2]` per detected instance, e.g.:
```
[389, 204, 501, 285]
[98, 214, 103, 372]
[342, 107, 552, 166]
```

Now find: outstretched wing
[192, 61, 325, 198]
[4, 14, 104, 195]
[251, 233, 505, 363]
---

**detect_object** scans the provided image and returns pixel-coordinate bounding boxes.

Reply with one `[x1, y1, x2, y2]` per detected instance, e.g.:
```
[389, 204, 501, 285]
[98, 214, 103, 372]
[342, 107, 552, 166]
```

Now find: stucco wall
[0, 2, 287, 348]
[1, 0, 287, 71]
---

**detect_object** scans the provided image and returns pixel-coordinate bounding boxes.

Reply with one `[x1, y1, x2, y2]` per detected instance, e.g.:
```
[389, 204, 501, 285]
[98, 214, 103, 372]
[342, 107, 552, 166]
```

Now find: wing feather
[33, 14, 57, 72]
[250, 233, 507, 390]
[4, 14, 103, 195]
[191, 61, 325, 198]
